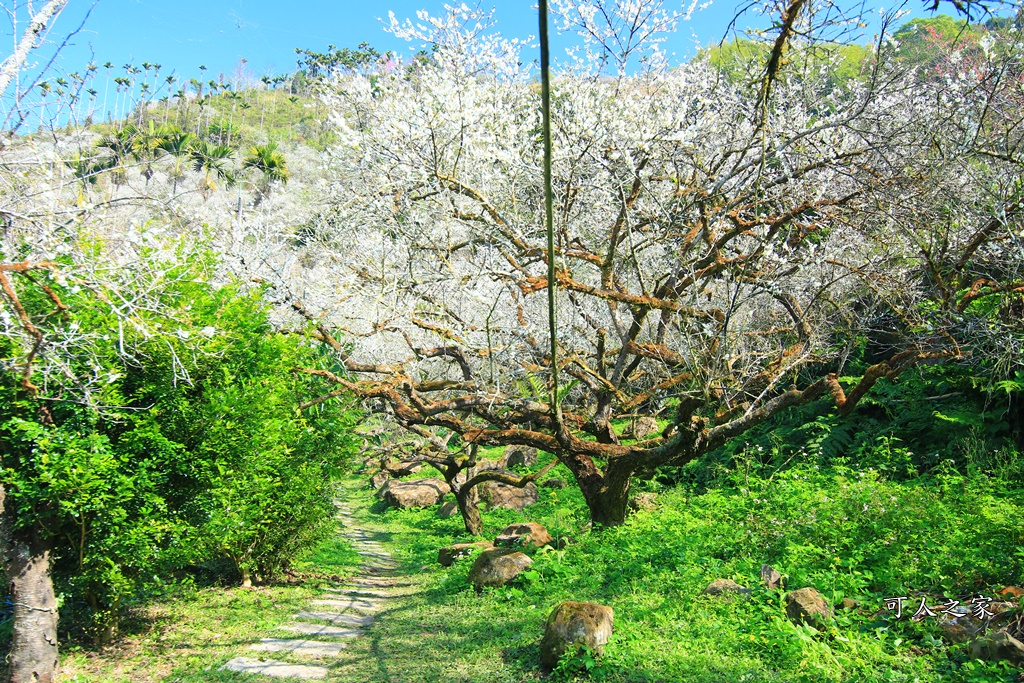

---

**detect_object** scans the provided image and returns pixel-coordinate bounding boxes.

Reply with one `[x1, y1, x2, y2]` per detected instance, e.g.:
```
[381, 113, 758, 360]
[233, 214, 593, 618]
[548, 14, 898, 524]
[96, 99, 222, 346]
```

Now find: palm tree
[153, 124, 196, 191]
[37, 81, 51, 128]
[259, 76, 272, 133]
[226, 91, 242, 143]
[102, 62, 113, 121]
[243, 142, 289, 203]
[65, 153, 105, 204]
[190, 140, 235, 196]
[95, 123, 141, 184]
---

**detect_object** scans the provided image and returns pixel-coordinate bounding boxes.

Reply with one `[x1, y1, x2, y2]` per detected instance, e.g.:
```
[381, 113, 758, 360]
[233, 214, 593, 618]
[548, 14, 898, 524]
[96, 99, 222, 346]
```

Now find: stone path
[222, 499, 410, 680]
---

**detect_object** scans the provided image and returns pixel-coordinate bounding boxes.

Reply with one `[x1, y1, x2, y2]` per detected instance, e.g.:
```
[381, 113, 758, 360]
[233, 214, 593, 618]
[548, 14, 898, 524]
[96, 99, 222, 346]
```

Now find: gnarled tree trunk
[453, 485, 483, 536]
[0, 486, 59, 683]
[559, 453, 633, 527]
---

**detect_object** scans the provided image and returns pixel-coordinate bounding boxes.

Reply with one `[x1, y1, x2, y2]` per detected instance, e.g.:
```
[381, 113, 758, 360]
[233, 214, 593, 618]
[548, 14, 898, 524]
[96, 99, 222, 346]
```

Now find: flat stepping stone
[324, 588, 397, 598]
[295, 610, 375, 627]
[222, 657, 327, 679]
[363, 568, 400, 577]
[348, 577, 413, 587]
[250, 638, 345, 657]
[280, 621, 368, 636]
[309, 598, 381, 612]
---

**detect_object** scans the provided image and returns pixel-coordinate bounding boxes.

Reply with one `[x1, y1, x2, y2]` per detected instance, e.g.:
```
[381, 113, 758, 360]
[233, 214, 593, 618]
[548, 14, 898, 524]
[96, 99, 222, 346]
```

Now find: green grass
[51, 439, 1024, 683]
[57, 520, 362, 683]
[317, 451, 1023, 683]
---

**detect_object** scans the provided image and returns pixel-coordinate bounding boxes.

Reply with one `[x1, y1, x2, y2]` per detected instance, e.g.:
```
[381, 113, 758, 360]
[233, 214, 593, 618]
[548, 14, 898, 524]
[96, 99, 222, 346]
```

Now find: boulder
[626, 416, 659, 439]
[453, 459, 504, 486]
[838, 598, 859, 611]
[627, 492, 657, 512]
[504, 445, 538, 468]
[704, 578, 751, 596]
[479, 474, 538, 510]
[438, 541, 491, 567]
[382, 459, 424, 477]
[760, 564, 783, 590]
[468, 548, 533, 589]
[541, 478, 567, 489]
[969, 629, 1024, 665]
[495, 522, 553, 549]
[786, 587, 833, 627]
[539, 602, 614, 671]
[370, 471, 389, 490]
[378, 479, 450, 509]
[937, 602, 1017, 644]
[438, 501, 459, 518]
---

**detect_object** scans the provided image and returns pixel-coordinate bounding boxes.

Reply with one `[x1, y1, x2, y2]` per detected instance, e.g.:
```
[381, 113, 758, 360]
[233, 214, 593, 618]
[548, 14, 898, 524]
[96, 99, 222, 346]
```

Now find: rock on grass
[540, 602, 614, 671]
[468, 548, 532, 589]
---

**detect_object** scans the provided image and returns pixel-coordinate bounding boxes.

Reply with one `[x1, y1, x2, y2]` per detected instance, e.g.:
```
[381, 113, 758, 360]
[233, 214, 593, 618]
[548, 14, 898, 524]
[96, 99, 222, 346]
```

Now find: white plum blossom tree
[278, 0, 1024, 526]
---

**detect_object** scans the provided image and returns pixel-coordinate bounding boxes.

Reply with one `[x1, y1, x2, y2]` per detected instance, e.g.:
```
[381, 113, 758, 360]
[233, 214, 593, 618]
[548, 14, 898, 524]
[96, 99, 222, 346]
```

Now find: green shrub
[0, 256, 359, 642]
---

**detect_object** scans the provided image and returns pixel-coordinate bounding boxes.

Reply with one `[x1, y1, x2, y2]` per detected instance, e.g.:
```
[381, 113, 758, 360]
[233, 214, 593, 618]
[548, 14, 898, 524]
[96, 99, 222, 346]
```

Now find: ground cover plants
[346, 383, 1022, 683]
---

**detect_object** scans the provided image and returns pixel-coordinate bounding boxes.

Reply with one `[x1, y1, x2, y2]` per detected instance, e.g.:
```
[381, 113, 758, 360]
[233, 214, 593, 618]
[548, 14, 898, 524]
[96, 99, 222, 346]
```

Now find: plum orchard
[282, 0, 1024, 526]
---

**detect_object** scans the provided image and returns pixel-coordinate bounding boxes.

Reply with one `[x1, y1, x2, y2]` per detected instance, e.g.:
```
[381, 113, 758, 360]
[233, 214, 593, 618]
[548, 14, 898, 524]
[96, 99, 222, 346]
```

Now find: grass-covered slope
[46, 371, 1024, 683]
[349, 370, 1022, 683]
[355, 458, 1021, 682]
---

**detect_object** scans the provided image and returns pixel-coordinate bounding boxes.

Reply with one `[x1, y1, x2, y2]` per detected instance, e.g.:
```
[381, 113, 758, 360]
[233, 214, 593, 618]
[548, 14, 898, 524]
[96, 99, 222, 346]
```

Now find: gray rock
[468, 548, 533, 589]
[222, 657, 327, 679]
[541, 478, 567, 489]
[937, 602, 1017, 644]
[936, 606, 975, 643]
[479, 474, 538, 511]
[540, 602, 614, 671]
[454, 459, 505, 485]
[347, 577, 414, 588]
[969, 629, 1024, 665]
[325, 587, 398, 599]
[627, 492, 657, 512]
[495, 522, 554, 548]
[250, 638, 345, 657]
[438, 500, 459, 518]
[504, 445, 538, 468]
[295, 610, 375, 627]
[382, 459, 423, 477]
[370, 471, 389, 490]
[704, 578, 751, 596]
[309, 597, 380, 612]
[786, 587, 833, 627]
[378, 478, 450, 508]
[438, 541, 492, 567]
[279, 621, 368, 637]
[761, 564, 783, 589]
[625, 416, 659, 439]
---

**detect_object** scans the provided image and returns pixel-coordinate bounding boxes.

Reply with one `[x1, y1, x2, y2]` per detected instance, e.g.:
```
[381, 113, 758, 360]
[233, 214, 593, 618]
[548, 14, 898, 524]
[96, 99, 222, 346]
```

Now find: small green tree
[153, 124, 197, 192]
[243, 141, 289, 203]
[189, 140, 235, 195]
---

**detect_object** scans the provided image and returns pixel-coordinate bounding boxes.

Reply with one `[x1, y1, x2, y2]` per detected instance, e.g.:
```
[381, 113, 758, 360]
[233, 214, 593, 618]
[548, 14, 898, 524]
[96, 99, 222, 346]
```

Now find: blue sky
[1, 0, 973, 130]
[27, 0, 936, 84]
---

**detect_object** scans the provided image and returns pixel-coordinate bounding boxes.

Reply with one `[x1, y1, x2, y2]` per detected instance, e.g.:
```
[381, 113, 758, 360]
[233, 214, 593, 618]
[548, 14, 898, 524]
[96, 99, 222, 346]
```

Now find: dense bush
[0, 263, 358, 643]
